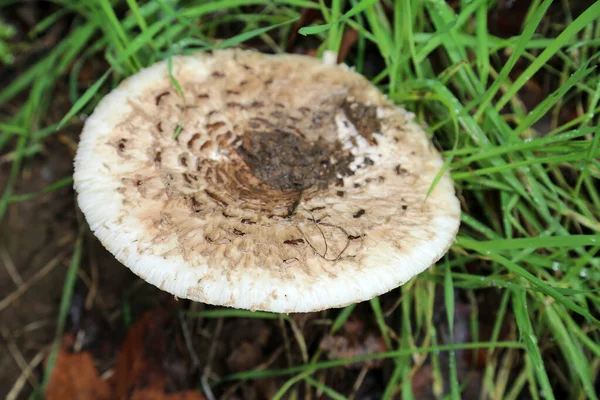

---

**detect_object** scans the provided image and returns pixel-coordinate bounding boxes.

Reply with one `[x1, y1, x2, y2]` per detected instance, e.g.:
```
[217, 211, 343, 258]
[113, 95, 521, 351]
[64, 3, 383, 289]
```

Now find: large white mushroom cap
[74, 49, 460, 313]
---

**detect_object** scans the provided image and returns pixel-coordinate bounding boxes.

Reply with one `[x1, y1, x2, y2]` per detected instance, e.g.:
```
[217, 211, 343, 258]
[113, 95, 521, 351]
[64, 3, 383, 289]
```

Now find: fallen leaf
[45, 334, 112, 400]
[130, 388, 206, 400]
[111, 309, 171, 398]
[111, 307, 204, 400]
[45, 308, 205, 400]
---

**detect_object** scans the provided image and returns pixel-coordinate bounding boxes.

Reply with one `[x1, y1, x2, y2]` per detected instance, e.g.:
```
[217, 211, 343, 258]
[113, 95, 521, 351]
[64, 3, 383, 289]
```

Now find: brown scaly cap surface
[74, 49, 461, 313]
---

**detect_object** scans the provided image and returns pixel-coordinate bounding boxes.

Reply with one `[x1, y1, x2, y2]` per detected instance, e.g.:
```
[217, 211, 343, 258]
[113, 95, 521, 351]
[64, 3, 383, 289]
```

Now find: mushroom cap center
[237, 128, 354, 192]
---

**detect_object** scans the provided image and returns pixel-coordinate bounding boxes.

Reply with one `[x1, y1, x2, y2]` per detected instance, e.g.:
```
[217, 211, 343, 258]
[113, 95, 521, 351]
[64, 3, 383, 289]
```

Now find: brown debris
[237, 129, 354, 191]
[341, 100, 381, 145]
[45, 310, 205, 400]
[320, 319, 386, 369]
[45, 334, 112, 400]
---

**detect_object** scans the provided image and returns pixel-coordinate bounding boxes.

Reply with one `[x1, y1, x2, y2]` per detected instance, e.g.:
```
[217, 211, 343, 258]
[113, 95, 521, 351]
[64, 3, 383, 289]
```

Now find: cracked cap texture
[74, 49, 461, 313]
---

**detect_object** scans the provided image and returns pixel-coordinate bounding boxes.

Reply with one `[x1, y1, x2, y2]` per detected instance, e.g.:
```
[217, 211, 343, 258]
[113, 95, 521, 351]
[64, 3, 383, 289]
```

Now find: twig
[287, 317, 308, 363]
[348, 365, 369, 400]
[0, 252, 65, 312]
[201, 318, 223, 400]
[179, 310, 200, 370]
[1, 327, 39, 387]
[280, 315, 293, 368]
[0, 243, 23, 286]
[11, 319, 53, 339]
[6, 350, 45, 400]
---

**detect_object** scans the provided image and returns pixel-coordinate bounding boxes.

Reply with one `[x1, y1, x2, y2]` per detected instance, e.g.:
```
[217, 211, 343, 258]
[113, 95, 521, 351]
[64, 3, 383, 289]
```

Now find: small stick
[0, 244, 23, 286]
[348, 365, 369, 400]
[6, 350, 45, 400]
[201, 318, 223, 400]
[1, 327, 39, 388]
[0, 252, 65, 312]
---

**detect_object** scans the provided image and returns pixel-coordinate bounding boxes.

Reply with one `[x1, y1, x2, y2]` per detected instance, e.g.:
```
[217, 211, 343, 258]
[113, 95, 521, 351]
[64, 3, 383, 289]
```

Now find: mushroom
[73, 49, 460, 313]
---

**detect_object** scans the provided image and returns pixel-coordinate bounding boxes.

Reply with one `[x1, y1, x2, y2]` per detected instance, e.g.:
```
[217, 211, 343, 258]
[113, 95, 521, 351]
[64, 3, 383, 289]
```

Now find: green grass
[1, 0, 599, 398]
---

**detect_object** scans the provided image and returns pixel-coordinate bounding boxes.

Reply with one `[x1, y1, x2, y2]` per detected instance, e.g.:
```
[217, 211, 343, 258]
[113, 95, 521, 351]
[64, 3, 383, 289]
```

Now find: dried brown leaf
[45, 335, 112, 400]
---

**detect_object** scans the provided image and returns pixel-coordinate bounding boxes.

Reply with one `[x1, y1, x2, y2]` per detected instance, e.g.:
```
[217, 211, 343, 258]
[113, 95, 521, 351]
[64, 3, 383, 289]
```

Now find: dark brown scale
[249, 101, 264, 108]
[212, 71, 225, 78]
[188, 196, 203, 213]
[348, 235, 364, 240]
[363, 157, 374, 166]
[241, 219, 256, 225]
[157, 121, 163, 133]
[227, 102, 244, 109]
[200, 141, 212, 151]
[155, 91, 170, 105]
[154, 151, 162, 164]
[232, 229, 246, 236]
[117, 138, 127, 152]
[204, 189, 228, 207]
[250, 117, 275, 127]
[217, 131, 233, 147]
[336, 191, 345, 197]
[206, 121, 225, 131]
[198, 93, 210, 99]
[226, 90, 240, 95]
[353, 209, 365, 218]
[179, 155, 188, 167]
[395, 165, 409, 175]
[341, 100, 381, 145]
[187, 133, 201, 149]
[284, 239, 305, 246]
